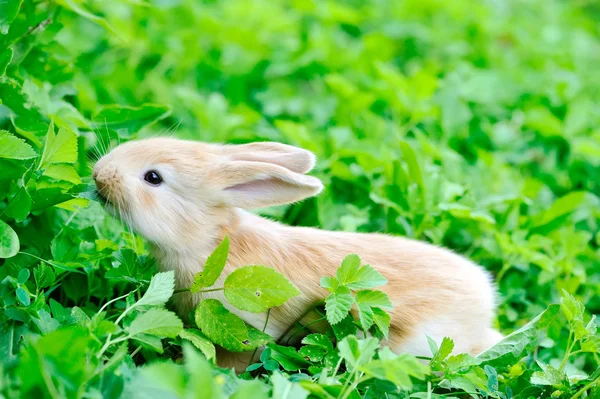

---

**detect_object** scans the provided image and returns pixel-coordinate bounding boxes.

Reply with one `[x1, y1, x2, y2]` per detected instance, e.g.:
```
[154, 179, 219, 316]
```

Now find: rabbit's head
[92, 138, 322, 248]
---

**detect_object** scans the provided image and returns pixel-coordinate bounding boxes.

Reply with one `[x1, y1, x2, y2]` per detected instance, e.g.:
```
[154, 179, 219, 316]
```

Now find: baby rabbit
[93, 137, 502, 369]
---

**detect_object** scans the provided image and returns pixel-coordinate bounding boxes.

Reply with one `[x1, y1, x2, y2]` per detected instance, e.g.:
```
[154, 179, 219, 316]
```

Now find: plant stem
[174, 287, 224, 294]
[571, 376, 600, 399]
[18, 251, 85, 274]
[97, 291, 133, 315]
[559, 329, 575, 371]
[285, 316, 326, 344]
[276, 300, 324, 344]
[248, 309, 272, 366]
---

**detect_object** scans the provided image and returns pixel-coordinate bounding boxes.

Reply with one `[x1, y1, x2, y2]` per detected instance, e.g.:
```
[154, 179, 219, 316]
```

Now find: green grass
[1, 0, 600, 398]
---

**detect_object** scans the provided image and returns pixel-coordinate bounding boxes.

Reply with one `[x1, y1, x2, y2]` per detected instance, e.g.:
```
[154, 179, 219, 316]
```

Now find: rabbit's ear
[216, 142, 316, 174]
[213, 160, 323, 209]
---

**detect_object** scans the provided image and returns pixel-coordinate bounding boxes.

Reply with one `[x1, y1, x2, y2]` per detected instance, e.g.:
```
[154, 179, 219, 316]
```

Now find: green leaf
[57, 0, 121, 37]
[92, 103, 171, 136]
[338, 336, 379, 369]
[399, 141, 425, 195]
[4, 188, 32, 222]
[191, 236, 229, 291]
[477, 305, 560, 367]
[44, 164, 81, 184]
[231, 380, 269, 399]
[224, 265, 301, 313]
[301, 334, 333, 351]
[531, 191, 588, 228]
[530, 361, 566, 387]
[372, 308, 391, 339]
[30, 188, 74, 211]
[361, 353, 430, 390]
[16, 287, 30, 306]
[179, 329, 216, 362]
[560, 290, 584, 323]
[132, 334, 164, 353]
[324, 286, 353, 324]
[298, 345, 326, 362]
[0, 159, 27, 181]
[17, 268, 29, 284]
[319, 276, 339, 292]
[195, 299, 252, 352]
[128, 308, 183, 338]
[336, 254, 362, 284]
[0, 219, 19, 258]
[430, 337, 454, 367]
[356, 302, 374, 331]
[40, 123, 78, 167]
[446, 353, 481, 371]
[346, 265, 388, 290]
[271, 372, 309, 399]
[0, 0, 23, 34]
[354, 290, 393, 310]
[0, 131, 37, 160]
[0, 48, 12, 76]
[332, 313, 358, 341]
[136, 271, 175, 307]
[267, 344, 312, 371]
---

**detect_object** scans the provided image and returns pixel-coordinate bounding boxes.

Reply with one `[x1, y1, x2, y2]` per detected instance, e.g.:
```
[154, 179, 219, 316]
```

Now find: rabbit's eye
[144, 170, 163, 186]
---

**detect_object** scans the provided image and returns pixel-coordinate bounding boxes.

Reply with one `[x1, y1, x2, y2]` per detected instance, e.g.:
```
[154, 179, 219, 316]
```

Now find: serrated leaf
[0, 131, 37, 160]
[93, 103, 171, 136]
[338, 336, 379, 369]
[224, 265, 301, 313]
[361, 353, 430, 390]
[128, 308, 183, 338]
[530, 361, 566, 387]
[356, 302, 374, 331]
[431, 337, 454, 367]
[132, 334, 164, 353]
[336, 254, 362, 284]
[40, 124, 78, 167]
[324, 286, 353, 324]
[372, 307, 391, 339]
[477, 305, 560, 367]
[95, 320, 120, 337]
[332, 313, 358, 341]
[191, 236, 229, 291]
[195, 299, 252, 352]
[4, 188, 32, 222]
[0, 219, 19, 258]
[44, 164, 81, 184]
[32, 309, 60, 334]
[298, 345, 326, 362]
[301, 334, 333, 351]
[346, 265, 388, 290]
[354, 290, 393, 310]
[319, 276, 338, 292]
[179, 329, 216, 362]
[137, 271, 175, 307]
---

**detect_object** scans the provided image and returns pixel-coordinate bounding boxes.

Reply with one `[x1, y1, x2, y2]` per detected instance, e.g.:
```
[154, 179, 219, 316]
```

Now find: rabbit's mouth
[94, 188, 111, 205]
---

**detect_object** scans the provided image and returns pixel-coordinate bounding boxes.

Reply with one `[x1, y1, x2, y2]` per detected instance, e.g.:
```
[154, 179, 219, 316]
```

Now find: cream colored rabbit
[93, 137, 502, 369]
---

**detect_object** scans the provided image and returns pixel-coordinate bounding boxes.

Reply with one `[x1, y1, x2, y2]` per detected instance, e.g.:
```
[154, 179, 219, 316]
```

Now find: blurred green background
[1, 0, 600, 397]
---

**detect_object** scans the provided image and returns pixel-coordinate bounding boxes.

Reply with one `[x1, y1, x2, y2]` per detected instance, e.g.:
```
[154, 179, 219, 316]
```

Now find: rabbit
[93, 137, 503, 370]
